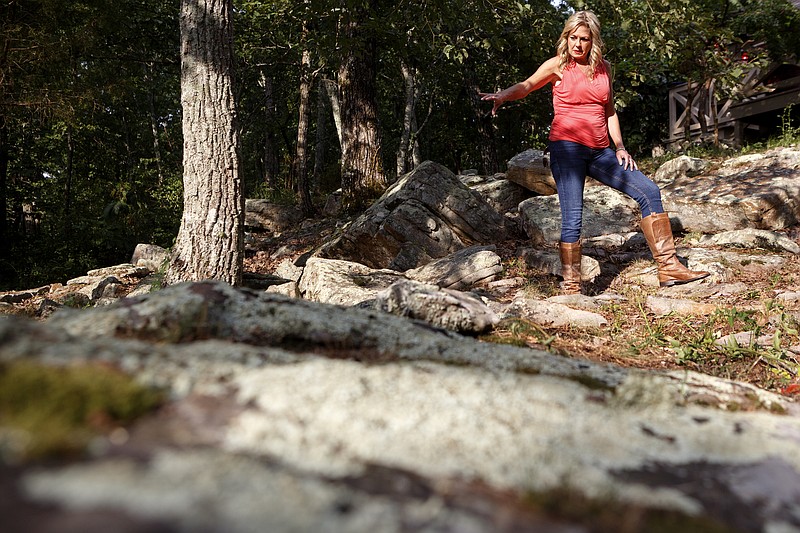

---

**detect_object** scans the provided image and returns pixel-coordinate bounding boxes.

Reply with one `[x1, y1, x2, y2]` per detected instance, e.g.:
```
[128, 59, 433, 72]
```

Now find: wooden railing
[667, 68, 763, 143]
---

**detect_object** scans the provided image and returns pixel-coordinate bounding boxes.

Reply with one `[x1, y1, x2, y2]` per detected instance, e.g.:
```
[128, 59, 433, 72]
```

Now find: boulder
[316, 161, 508, 271]
[657, 148, 800, 233]
[405, 245, 502, 290]
[245, 199, 305, 234]
[505, 149, 557, 195]
[698, 228, 800, 254]
[298, 257, 406, 307]
[502, 296, 608, 328]
[375, 280, 499, 335]
[652, 155, 710, 185]
[519, 187, 641, 243]
[131, 244, 169, 272]
[470, 178, 529, 214]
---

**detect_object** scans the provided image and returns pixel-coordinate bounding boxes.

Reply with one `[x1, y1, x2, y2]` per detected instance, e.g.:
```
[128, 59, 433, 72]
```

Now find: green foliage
[1, 0, 182, 290]
[666, 303, 800, 385]
[3, 0, 800, 287]
[0, 361, 163, 462]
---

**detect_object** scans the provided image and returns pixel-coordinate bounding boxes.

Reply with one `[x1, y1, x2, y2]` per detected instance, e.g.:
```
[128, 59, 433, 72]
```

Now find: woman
[480, 10, 709, 294]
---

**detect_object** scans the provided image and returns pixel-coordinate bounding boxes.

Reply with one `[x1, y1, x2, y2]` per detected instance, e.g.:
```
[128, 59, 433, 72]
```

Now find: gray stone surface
[519, 186, 641, 243]
[316, 161, 508, 271]
[375, 279, 499, 334]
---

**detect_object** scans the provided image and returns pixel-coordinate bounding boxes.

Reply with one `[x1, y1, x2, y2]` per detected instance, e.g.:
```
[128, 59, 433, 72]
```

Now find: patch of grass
[480, 318, 557, 350]
[665, 304, 800, 388]
[0, 361, 163, 463]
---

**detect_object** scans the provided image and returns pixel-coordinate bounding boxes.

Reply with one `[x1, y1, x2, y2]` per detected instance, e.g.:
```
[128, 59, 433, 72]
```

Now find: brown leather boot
[559, 241, 583, 294]
[641, 212, 710, 287]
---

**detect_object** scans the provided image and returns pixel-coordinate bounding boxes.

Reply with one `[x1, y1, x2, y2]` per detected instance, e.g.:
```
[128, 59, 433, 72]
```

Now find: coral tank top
[549, 61, 611, 149]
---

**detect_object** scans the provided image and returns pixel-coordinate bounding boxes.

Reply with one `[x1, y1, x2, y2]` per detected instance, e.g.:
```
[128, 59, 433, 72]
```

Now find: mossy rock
[0, 361, 163, 462]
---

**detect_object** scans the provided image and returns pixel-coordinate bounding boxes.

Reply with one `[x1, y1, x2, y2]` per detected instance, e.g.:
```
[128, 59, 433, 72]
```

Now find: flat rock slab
[3, 282, 800, 532]
[658, 148, 800, 233]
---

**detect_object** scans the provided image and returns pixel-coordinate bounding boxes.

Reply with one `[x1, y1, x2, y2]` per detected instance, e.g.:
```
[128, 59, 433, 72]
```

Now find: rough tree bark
[396, 60, 416, 177]
[338, 2, 386, 208]
[292, 41, 315, 215]
[166, 0, 243, 286]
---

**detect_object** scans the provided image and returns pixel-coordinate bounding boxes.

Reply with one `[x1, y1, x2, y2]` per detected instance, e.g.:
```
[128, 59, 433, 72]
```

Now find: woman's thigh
[548, 141, 591, 242]
[588, 149, 663, 217]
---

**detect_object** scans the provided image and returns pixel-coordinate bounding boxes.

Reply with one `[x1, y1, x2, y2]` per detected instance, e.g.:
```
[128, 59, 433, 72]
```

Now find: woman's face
[567, 25, 592, 63]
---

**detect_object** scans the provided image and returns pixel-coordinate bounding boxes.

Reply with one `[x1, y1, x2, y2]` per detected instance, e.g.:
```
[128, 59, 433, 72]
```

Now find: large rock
[245, 199, 305, 234]
[518, 187, 641, 243]
[470, 178, 530, 214]
[405, 245, 502, 290]
[501, 296, 608, 328]
[375, 279, 499, 335]
[316, 161, 508, 271]
[3, 283, 799, 532]
[505, 149, 557, 195]
[298, 257, 405, 307]
[657, 148, 800, 233]
[130, 244, 169, 272]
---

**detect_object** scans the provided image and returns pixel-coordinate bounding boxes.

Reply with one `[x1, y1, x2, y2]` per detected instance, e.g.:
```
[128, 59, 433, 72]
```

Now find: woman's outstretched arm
[480, 56, 561, 116]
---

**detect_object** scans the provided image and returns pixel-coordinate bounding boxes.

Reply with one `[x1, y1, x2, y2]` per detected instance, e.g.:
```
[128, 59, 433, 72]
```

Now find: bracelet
[615, 147, 626, 152]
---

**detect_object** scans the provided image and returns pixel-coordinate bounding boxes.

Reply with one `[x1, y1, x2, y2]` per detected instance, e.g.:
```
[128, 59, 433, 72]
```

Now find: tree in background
[166, 0, 243, 286]
[3, 0, 799, 290]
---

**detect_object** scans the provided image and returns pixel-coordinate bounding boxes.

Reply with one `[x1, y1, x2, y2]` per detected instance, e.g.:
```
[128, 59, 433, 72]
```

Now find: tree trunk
[323, 78, 343, 148]
[396, 60, 416, 177]
[338, 4, 385, 208]
[259, 71, 279, 188]
[684, 78, 698, 141]
[313, 77, 329, 186]
[464, 67, 498, 174]
[697, 78, 710, 137]
[411, 110, 423, 168]
[166, 0, 243, 286]
[293, 44, 314, 215]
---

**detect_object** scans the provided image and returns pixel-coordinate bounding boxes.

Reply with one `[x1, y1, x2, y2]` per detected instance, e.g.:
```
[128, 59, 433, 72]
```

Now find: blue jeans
[548, 140, 664, 243]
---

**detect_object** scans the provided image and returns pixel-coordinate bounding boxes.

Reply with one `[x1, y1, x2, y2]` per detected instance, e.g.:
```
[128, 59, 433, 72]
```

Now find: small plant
[480, 318, 556, 350]
[778, 104, 800, 146]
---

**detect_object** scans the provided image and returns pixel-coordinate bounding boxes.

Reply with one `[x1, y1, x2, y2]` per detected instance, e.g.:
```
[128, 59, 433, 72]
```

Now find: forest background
[2, 0, 799, 290]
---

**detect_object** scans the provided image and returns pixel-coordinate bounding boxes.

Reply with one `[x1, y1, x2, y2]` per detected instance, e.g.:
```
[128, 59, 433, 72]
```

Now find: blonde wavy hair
[556, 11, 604, 79]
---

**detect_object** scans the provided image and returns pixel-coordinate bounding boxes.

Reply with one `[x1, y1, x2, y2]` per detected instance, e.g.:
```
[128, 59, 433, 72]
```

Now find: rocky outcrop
[316, 161, 508, 271]
[658, 148, 800, 232]
[2, 283, 799, 532]
[518, 186, 641, 243]
[3, 147, 800, 532]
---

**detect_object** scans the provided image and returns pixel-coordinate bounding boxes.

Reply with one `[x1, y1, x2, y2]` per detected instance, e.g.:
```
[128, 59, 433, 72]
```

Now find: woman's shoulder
[542, 56, 561, 71]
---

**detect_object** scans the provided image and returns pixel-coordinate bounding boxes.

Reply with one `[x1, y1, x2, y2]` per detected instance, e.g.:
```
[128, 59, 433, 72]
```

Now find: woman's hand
[479, 91, 505, 116]
[615, 148, 637, 171]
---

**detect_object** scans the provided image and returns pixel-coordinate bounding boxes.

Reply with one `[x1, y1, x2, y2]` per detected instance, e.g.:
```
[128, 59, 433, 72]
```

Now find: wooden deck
[667, 63, 800, 146]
